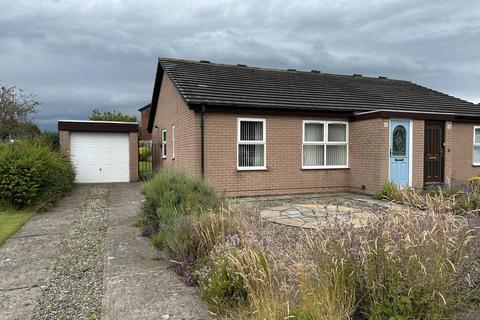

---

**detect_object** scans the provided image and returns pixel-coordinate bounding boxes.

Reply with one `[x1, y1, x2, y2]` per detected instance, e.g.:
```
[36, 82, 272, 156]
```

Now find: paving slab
[0, 186, 90, 320]
[102, 183, 211, 320]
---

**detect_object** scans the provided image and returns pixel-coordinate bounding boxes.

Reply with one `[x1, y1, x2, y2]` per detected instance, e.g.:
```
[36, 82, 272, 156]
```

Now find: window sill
[302, 166, 349, 170]
[473, 163, 480, 167]
[237, 167, 267, 171]
[161, 156, 167, 159]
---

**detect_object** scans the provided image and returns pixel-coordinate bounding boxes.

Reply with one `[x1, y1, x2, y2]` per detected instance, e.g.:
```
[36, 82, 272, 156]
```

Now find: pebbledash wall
[152, 75, 480, 196]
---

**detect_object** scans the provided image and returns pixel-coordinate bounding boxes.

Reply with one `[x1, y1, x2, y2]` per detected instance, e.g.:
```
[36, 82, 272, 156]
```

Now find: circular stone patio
[260, 203, 377, 229]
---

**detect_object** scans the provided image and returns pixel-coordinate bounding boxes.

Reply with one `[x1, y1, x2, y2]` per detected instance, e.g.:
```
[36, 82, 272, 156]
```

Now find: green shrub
[199, 245, 271, 313]
[140, 170, 222, 225]
[139, 146, 151, 161]
[35, 132, 59, 150]
[0, 140, 75, 210]
[305, 209, 478, 319]
[425, 183, 461, 198]
[374, 181, 403, 202]
[467, 176, 480, 191]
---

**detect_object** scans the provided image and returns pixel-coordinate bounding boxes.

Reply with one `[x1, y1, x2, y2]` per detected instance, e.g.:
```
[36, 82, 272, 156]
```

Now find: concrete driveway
[0, 183, 210, 320]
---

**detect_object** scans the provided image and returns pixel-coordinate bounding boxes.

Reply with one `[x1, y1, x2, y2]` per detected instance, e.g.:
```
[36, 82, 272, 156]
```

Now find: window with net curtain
[474, 127, 480, 165]
[238, 119, 266, 169]
[303, 121, 348, 168]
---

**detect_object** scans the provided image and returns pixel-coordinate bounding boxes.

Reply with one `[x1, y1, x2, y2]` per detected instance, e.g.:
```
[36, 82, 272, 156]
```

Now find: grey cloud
[0, 0, 479, 131]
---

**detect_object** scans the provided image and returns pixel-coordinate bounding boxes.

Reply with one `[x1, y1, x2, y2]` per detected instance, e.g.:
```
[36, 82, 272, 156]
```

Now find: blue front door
[389, 120, 410, 187]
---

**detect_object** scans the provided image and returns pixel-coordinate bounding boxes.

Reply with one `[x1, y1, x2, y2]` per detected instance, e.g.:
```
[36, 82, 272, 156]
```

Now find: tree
[0, 83, 40, 140]
[89, 108, 137, 122]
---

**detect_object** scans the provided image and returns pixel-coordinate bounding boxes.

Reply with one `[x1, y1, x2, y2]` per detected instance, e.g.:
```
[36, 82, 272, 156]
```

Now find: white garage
[58, 120, 139, 183]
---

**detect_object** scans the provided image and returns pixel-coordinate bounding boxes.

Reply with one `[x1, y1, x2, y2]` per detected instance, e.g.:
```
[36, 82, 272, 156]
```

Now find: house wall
[349, 118, 389, 194]
[140, 108, 152, 140]
[450, 122, 480, 182]
[203, 111, 350, 196]
[151, 73, 200, 175]
[411, 120, 425, 188]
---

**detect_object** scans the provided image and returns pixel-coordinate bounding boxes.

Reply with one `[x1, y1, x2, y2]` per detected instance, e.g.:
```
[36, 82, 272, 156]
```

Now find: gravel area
[234, 194, 386, 252]
[32, 187, 109, 320]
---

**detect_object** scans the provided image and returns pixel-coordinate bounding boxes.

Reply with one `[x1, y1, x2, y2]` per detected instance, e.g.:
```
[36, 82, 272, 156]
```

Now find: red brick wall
[450, 122, 480, 182]
[349, 118, 389, 194]
[59, 130, 70, 155]
[203, 111, 350, 196]
[412, 120, 425, 188]
[140, 108, 152, 140]
[151, 73, 200, 175]
[129, 132, 139, 182]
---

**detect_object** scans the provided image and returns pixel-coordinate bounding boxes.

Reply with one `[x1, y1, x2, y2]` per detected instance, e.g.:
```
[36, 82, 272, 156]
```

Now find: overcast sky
[1, 0, 479, 131]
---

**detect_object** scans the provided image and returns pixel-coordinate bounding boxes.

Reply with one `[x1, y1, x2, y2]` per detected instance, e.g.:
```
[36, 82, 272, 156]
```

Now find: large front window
[303, 121, 348, 168]
[237, 118, 266, 170]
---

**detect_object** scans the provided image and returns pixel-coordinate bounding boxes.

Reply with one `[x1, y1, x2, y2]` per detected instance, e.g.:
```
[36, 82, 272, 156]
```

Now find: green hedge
[0, 141, 75, 210]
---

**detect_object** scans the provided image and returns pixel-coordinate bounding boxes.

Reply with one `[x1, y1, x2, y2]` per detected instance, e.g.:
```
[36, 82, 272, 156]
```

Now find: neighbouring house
[138, 103, 152, 140]
[147, 58, 480, 196]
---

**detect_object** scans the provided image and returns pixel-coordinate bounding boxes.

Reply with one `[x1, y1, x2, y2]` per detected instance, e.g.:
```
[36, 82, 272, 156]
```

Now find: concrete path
[0, 183, 211, 320]
[102, 183, 210, 320]
[0, 186, 90, 320]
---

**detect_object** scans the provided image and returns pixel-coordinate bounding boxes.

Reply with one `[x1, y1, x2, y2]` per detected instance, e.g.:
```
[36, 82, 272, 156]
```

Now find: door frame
[388, 119, 413, 187]
[423, 120, 445, 186]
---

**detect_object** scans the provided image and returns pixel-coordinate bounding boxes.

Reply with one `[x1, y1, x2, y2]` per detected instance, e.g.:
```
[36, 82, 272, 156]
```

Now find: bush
[139, 146, 151, 161]
[300, 209, 479, 320]
[0, 140, 75, 210]
[140, 170, 222, 225]
[374, 181, 404, 202]
[139, 170, 226, 284]
[199, 243, 272, 313]
[35, 132, 59, 150]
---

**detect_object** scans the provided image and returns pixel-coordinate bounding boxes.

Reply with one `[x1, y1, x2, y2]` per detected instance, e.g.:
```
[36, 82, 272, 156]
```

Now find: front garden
[139, 171, 480, 320]
[0, 140, 75, 245]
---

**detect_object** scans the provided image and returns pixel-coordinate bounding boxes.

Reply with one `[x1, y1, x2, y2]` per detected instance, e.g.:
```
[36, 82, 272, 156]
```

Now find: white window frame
[473, 126, 480, 166]
[237, 117, 267, 171]
[161, 129, 167, 159]
[302, 120, 349, 169]
[171, 125, 175, 160]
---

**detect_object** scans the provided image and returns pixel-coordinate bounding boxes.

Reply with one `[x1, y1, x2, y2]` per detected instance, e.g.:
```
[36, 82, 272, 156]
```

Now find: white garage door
[70, 132, 130, 183]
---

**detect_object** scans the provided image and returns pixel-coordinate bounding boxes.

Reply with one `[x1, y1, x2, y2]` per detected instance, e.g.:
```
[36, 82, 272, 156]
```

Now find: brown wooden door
[424, 121, 444, 185]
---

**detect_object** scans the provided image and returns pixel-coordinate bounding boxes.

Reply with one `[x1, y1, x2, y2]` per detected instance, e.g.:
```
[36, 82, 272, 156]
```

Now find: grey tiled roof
[148, 58, 480, 131]
[159, 58, 478, 116]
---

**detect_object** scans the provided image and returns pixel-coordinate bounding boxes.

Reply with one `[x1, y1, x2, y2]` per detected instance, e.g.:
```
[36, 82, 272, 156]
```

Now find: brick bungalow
[147, 58, 480, 196]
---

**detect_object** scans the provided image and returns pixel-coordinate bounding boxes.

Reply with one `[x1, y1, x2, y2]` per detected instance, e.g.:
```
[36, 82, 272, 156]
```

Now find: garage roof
[58, 120, 139, 133]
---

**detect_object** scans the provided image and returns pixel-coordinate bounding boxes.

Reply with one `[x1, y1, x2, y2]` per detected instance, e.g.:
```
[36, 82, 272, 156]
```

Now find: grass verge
[0, 210, 33, 246]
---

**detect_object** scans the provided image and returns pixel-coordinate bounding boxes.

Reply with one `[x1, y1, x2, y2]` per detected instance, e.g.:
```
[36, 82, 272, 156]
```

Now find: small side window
[161, 129, 167, 158]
